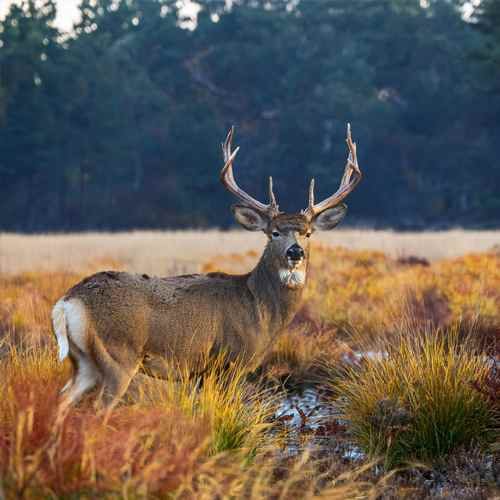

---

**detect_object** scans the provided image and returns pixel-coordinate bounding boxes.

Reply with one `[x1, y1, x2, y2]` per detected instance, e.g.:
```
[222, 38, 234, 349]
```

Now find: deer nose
[286, 244, 304, 261]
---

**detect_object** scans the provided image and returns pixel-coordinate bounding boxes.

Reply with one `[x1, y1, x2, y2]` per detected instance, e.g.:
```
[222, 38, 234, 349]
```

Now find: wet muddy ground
[274, 387, 365, 462]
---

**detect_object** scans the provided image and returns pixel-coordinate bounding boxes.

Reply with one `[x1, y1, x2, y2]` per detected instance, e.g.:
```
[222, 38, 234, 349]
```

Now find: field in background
[0, 230, 498, 498]
[1, 229, 499, 275]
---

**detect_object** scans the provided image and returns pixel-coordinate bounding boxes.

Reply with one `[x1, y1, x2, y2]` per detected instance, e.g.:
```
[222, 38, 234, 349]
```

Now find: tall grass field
[0, 230, 498, 499]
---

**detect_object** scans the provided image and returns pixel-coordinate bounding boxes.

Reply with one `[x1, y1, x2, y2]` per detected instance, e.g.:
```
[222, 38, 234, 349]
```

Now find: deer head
[220, 124, 362, 289]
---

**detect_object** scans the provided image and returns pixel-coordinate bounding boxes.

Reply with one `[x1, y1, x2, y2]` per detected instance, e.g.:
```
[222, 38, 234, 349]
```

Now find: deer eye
[272, 231, 280, 238]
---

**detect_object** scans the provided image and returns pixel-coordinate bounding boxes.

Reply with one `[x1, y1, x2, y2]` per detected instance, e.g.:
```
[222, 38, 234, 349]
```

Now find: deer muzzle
[285, 243, 305, 270]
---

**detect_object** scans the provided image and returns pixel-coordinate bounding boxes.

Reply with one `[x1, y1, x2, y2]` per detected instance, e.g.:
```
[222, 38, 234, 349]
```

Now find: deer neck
[247, 245, 306, 332]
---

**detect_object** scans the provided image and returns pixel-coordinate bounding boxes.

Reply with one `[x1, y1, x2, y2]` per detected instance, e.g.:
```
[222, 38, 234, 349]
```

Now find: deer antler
[303, 123, 362, 220]
[220, 127, 280, 217]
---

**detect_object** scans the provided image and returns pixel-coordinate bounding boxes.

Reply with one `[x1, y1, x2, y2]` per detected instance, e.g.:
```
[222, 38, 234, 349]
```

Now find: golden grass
[1, 229, 498, 275]
[132, 355, 277, 456]
[0, 232, 498, 496]
[310, 246, 500, 338]
[0, 345, 208, 497]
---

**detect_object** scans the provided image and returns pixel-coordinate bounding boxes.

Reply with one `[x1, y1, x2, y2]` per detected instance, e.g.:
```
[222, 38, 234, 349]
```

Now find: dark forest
[1, 0, 499, 231]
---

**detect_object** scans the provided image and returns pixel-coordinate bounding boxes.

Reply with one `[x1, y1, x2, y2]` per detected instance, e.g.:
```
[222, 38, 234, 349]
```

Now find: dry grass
[1, 229, 498, 275]
[0, 344, 208, 498]
[0, 231, 498, 497]
[132, 355, 277, 456]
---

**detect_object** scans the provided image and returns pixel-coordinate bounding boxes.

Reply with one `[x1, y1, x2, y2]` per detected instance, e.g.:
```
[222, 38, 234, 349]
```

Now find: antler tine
[307, 178, 315, 211]
[303, 123, 362, 220]
[220, 127, 280, 216]
[221, 126, 234, 162]
[268, 176, 278, 212]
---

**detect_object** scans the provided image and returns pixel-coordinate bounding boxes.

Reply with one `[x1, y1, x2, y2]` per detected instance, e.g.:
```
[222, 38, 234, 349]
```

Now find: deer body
[53, 125, 362, 407]
[57, 254, 305, 368]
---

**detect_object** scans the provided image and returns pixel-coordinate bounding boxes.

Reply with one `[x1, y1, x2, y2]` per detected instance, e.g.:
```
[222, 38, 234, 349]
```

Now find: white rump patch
[279, 269, 306, 288]
[64, 298, 88, 353]
[52, 299, 69, 361]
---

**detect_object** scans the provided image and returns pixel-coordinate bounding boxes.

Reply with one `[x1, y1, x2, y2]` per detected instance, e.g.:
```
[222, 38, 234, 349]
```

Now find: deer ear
[313, 204, 347, 231]
[232, 205, 268, 231]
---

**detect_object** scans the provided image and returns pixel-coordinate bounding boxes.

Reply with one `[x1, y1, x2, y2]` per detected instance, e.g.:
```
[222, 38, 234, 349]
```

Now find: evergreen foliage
[0, 0, 498, 231]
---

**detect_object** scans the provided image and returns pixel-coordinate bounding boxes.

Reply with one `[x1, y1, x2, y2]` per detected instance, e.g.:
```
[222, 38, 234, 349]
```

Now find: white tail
[52, 299, 69, 361]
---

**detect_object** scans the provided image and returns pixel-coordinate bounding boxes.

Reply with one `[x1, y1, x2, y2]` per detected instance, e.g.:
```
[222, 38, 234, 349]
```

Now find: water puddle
[275, 387, 330, 429]
[274, 387, 365, 462]
[271, 350, 393, 461]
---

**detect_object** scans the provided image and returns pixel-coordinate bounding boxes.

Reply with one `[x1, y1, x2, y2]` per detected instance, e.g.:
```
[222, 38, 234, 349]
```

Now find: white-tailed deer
[52, 124, 362, 407]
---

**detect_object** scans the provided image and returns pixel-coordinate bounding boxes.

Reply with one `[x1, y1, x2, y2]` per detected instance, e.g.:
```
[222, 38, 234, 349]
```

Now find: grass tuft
[133, 355, 277, 456]
[336, 327, 497, 468]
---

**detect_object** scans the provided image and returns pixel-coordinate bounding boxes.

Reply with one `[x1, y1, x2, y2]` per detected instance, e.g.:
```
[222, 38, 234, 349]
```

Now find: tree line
[0, 0, 499, 231]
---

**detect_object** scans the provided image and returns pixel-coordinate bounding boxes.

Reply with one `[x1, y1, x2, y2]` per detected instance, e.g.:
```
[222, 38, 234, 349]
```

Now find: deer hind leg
[61, 349, 100, 407]
[59, 352, 78, 394]
[101, 363, 139, 409]
[90, 336, 141, 409]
